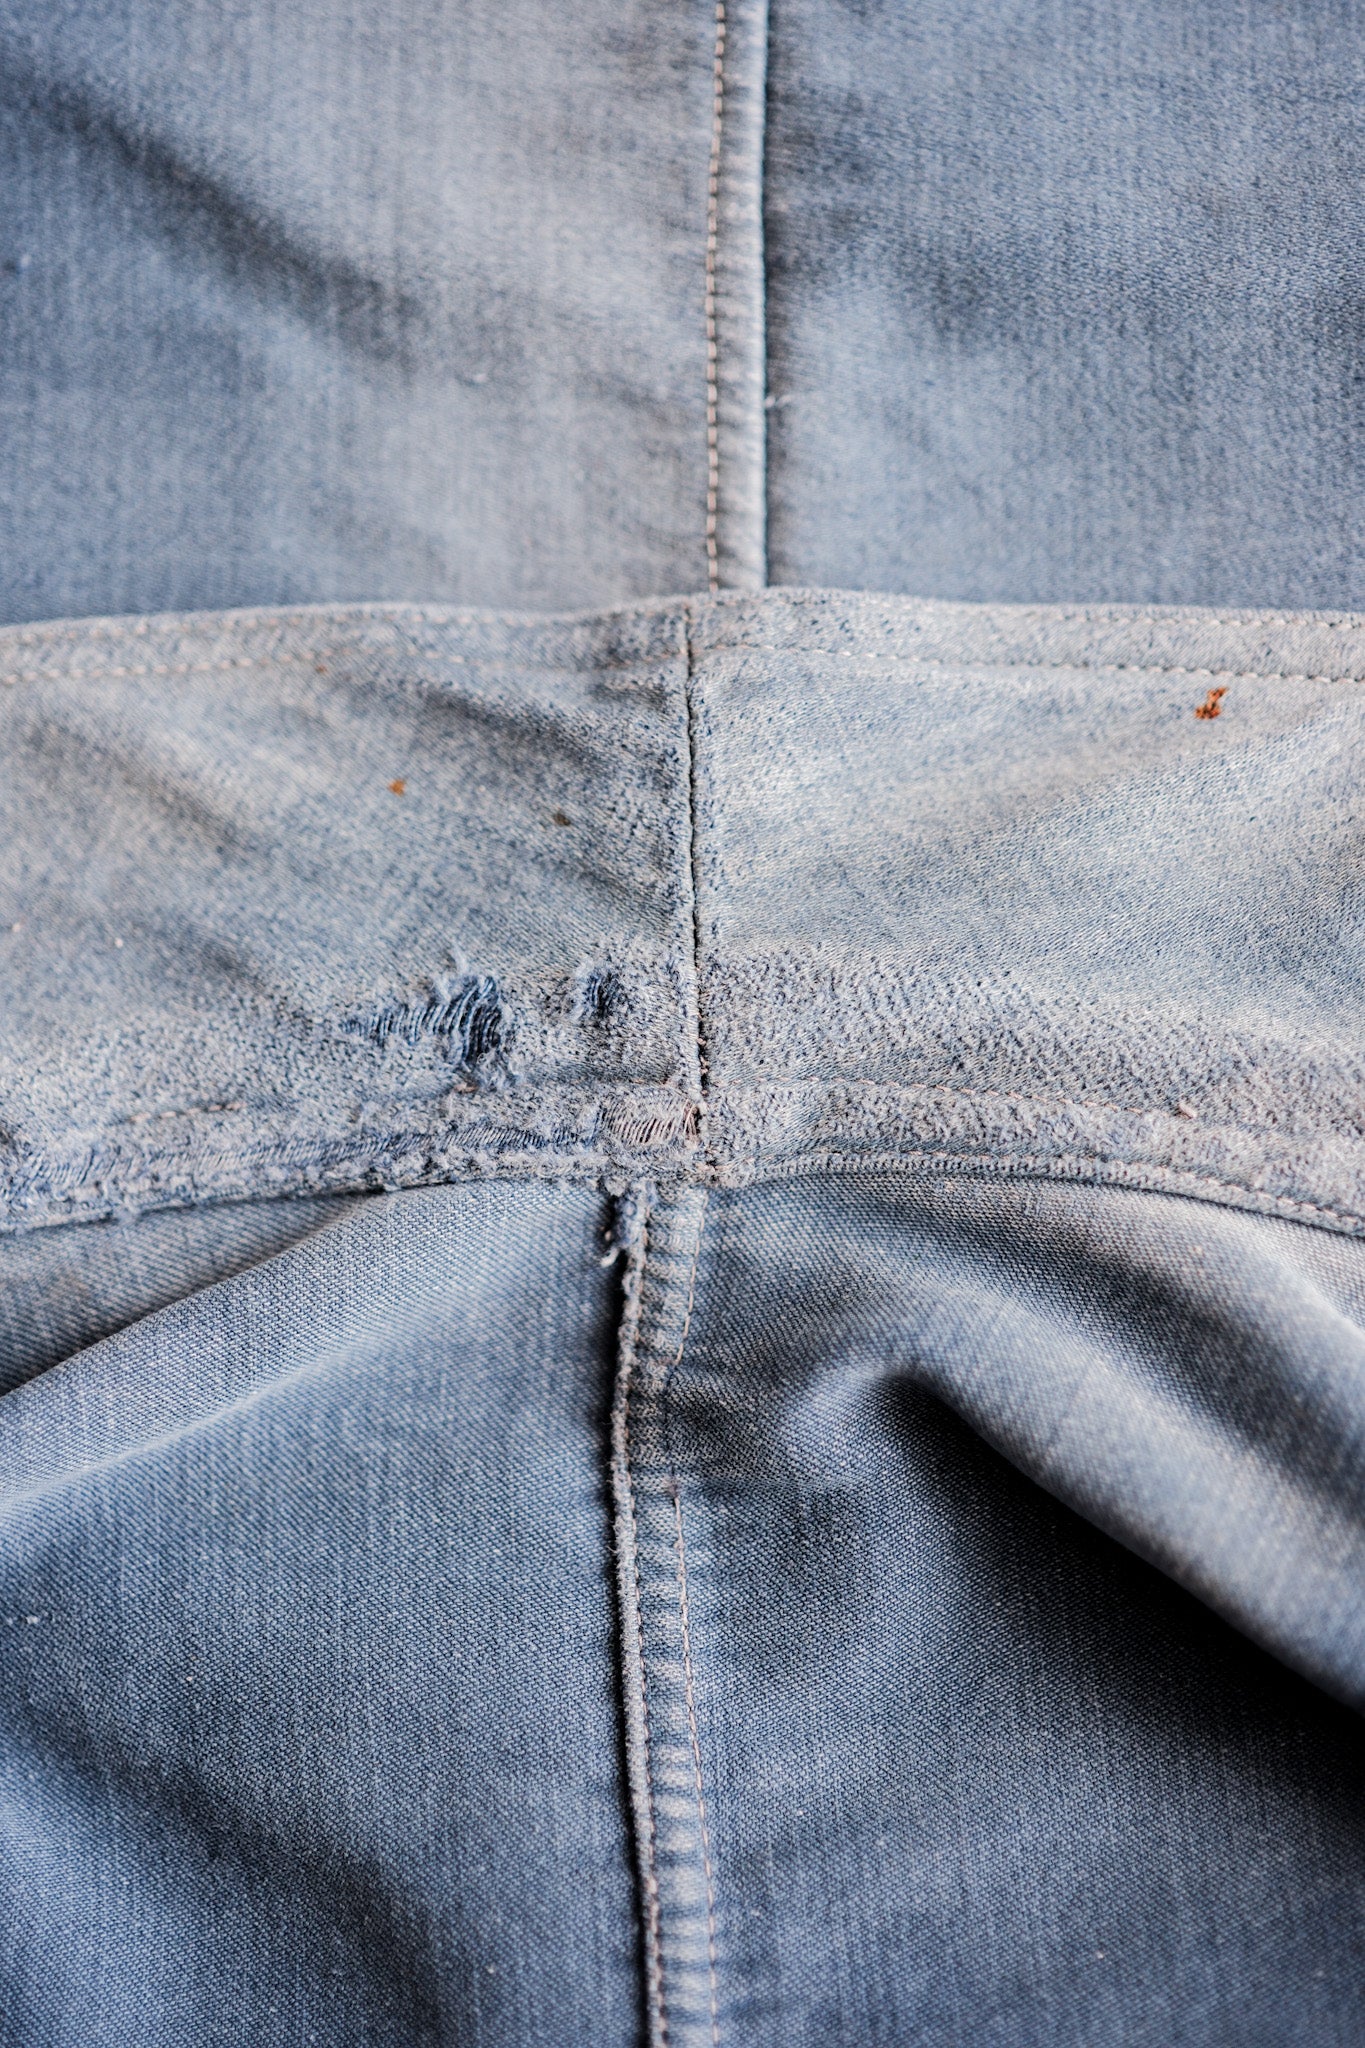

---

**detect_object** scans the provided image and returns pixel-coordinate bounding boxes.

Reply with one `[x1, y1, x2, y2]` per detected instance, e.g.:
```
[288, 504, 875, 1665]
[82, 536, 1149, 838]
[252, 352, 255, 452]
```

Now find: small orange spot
[550, 809, 572, 827]
[1194, 687, 1227, 720]
[388, 778, 407, 796]
[314, 660, 328, 675]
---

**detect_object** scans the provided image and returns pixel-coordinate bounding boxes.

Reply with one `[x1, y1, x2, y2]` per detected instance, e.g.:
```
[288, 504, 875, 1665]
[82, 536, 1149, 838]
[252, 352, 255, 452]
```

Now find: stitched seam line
[9, 642, 1363, 692]
[691, 644, 1365, 684]
[7, 598, 1365, 658]
[7, 655, 1358, 687]
[31, 1132, 1365, 1228]
[0, 595, 696, 655]
[671, 1486, 721, 2048]
[0, 646, 691, 688]
[704, 0, 727, 594]
[90, 1074, 1365, 1158]
[650, 1196, 718, 2048]
[1, 655, 321, 687]
[715, 1073, 1365, 1137]
[683, 611, 710, 1119]
[11, 1147, 1365, 1236]
[723, 1146, 1365, 1229]
[625, 1374, 669, 2047]
[614, 1209, 670, 2048]
[696, 594, 1365, 634]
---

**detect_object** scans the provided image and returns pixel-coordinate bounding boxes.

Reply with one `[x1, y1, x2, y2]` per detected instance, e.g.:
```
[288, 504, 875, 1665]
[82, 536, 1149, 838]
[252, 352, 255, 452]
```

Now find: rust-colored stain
[1194, 687, 1227, 720]
[550, 809, 572, 827]
[388, 778, 407, 796]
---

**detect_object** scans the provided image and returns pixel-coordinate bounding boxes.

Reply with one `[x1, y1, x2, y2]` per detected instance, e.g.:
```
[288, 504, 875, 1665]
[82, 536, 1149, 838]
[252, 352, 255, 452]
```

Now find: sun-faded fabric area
[613, 1173, 1365, 2046]
[0, 1181, 639, 2047]
[0, 1190, 357, 1393]
[2, 585, 1365, 2046]
[6, 1161, 1365, 2046]
[2, 588, 1363, 1230]
[0, 0, 752, 620]
[764, 0, 1365, 609]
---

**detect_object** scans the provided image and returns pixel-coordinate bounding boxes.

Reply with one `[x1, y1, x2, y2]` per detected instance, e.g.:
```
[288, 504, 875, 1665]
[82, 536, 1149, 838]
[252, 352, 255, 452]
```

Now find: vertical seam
[617, 1186, 718, 2048]
[661, 1208, 718, 2047]
[671, 1485, 721, 2048]
[704, 0, 728, 593]
[682, 608, 710, 1125]
[612, 562, 715, 2042]
[757, 0, 770, 589]
[614, 1206, 671, 2047]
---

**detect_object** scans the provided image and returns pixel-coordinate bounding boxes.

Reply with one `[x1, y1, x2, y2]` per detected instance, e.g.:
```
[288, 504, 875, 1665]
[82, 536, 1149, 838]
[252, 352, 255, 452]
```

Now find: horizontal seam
[0, 603, 692, 652]
[7, 1146, 1365, 1237]
[692, 645, 1365, 685]
[730, 1147, 1365, 1231]
[9, 599, 1365, 657]
[7, 649, 1358, 692]
[99, 1086, 697, 1122]
[0, 649, 686, 689]
[2, 655, 318, 687]
[84, 1073, 1365, 1153]
[0, 613, 447, 651]
[712, 1074, 1365, 1144]
[9, 632, 1360, 692]
[702, 594, 1365, 634]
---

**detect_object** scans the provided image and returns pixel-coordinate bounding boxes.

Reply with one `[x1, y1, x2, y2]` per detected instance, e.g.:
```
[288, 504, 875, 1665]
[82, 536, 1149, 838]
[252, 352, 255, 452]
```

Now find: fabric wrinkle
[3, 3, 1365, 2042]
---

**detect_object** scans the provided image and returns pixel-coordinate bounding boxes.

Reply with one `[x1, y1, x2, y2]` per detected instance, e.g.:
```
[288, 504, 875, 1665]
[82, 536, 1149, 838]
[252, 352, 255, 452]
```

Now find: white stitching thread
[692, 645, 1365, 686]
[704, 1, 727, 595]
[671, 1485, 721, 2048]
[6, 598, 1365, 660]
[89, 1072, 1365, 1174]
[14, 1143, 1364, 1236]
[0, 655, 317, 687]
[8, 652, 1364, 689]
[682, 608, 711, 1110]
[0, 645, 691, 688]
[726, 1146, 1365, 1231]
[618, 1213, 671, 2048]
[0, 600, 677, 653]
[696, 591, 1365, 635]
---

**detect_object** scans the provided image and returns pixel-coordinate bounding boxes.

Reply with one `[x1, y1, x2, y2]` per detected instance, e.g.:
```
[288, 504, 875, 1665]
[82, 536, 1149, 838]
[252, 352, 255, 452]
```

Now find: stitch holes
[703, 0, 727, 593]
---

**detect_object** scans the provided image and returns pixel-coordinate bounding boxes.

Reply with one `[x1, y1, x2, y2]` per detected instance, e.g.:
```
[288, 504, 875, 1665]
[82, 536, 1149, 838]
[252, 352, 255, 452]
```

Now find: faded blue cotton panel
[0, 604, 702, 1219]
[662, 1175, 1365, 2044]
[4, 590, 1365, 1232]
[0, 0, 768, 623]
[764, 0, 1365, 607]
[0, 1179, 637, 2048]
[3, 585, 1365, 1721]
[0, 1195, 356, 1394]
[691, 592, 1365, 1226]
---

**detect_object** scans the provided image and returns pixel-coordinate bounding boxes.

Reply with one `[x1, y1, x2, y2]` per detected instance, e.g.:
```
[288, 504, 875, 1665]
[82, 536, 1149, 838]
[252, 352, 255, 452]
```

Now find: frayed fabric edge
[7, 1076, 1365, 1242]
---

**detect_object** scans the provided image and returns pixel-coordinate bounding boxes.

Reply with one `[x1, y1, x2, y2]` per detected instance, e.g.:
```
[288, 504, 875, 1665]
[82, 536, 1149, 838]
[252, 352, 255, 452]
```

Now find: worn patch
[3, 590, 1365, 1233]
[341, 975, 505, 1066]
